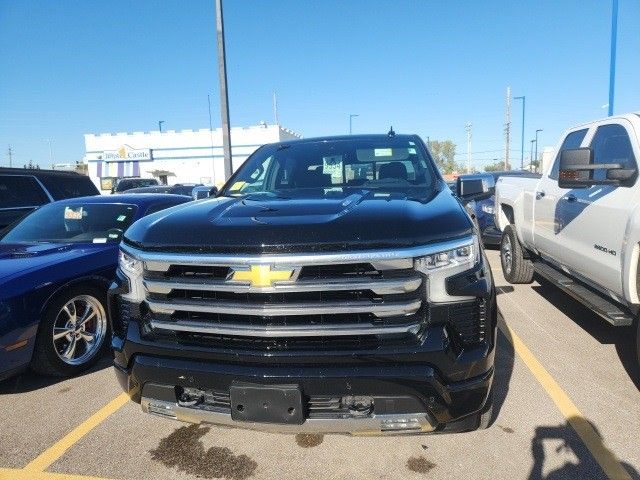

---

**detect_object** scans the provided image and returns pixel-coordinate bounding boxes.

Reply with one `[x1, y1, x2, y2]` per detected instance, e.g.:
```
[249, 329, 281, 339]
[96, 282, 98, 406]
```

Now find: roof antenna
[388, 126, 395, 137]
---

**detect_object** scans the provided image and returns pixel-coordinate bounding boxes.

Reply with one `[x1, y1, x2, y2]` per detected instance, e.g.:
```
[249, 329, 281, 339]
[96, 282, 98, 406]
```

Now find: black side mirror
[209, 186, 219, 197]
[457, 178, 489, 200]
[558, 148, 635, 188]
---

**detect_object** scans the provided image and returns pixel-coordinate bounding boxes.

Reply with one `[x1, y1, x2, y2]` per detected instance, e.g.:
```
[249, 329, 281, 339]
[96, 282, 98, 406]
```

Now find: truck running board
[533, 261, 634, 327]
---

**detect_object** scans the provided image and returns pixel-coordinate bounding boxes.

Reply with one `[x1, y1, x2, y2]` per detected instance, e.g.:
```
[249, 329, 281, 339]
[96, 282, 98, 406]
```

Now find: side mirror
[457, 178, 489, 200]
[558, 148, 636, 188]
[209, 186, 219, 197]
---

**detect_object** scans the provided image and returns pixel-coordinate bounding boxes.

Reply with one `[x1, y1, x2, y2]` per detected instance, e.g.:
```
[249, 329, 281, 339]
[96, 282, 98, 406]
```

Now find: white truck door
[560, 120, 640, 298]
[532, 128, 590, 263]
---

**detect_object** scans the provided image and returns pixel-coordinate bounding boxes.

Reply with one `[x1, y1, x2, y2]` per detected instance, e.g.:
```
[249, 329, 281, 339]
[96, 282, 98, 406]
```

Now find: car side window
[0, 175, 49, 208]
[549, 129, 588, 180]
[589, 124, 636, 181]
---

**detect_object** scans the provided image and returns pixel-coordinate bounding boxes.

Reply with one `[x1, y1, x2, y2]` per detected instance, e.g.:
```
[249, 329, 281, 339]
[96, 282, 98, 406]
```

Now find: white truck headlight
[415, 236, 480, 302]
[118, 249, 145, 302]
[481, 204, 494, 215]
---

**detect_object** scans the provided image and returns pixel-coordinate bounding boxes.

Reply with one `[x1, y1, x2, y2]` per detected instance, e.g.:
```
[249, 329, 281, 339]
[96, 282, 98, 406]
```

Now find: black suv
[109, 134, 496, 434]
[0, 168, 99, 230]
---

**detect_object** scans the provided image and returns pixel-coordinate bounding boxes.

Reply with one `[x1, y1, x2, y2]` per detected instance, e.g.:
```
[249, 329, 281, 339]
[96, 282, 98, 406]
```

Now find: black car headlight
[414, 235, 480, 302]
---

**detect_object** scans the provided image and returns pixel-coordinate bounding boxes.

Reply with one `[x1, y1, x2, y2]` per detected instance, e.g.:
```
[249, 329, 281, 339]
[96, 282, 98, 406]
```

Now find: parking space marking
[0, 467, 113, 480]
[497, 303, 631, 480]
[23, 392, 130, 473]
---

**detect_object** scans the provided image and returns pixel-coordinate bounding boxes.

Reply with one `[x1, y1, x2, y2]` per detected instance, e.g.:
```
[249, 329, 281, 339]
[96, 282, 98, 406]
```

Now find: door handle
[565, 194, 577, 203]
[535, 191, 545, 200]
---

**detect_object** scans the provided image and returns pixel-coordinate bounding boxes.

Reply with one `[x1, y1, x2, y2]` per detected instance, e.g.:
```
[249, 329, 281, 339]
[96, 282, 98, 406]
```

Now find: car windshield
[0, 203, 138, 244]
[117, 179, 157, 191]
[221, 137, 437, 199]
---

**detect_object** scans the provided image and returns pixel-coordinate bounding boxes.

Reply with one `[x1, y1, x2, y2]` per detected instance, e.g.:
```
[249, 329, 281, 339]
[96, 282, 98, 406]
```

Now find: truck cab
[495, 113, 640, 368]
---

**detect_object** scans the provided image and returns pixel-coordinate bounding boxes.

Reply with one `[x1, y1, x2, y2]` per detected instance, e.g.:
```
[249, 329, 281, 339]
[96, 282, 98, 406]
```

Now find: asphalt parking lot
[1, 249, 639, 480]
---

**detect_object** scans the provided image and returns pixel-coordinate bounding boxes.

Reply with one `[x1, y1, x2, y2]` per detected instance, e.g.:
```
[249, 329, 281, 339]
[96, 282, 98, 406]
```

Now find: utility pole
[273, 92, 279, 125]
[349, 114, 359, 135]
[158, 120, 165, 132]
[504, 86, 511, 170]
[514, 95, 525, 170]
[7, 146, 13, 168]
[530, 139, 535, 170]
[534, 128, 543, 168]
[44, 138, 54, 165]
[608, 0, 618, 116]
[465, 122, 472, 173]
[207, 94, 216, 185]
[215, 0, 233, 181]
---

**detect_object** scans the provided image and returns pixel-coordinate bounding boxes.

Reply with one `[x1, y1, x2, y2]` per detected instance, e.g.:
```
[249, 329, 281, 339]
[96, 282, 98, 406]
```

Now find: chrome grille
[133, 249, 426, 339]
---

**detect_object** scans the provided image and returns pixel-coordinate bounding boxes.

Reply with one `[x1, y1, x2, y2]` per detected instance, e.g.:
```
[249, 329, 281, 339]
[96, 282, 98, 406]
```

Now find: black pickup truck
[109, 134, 497, 435]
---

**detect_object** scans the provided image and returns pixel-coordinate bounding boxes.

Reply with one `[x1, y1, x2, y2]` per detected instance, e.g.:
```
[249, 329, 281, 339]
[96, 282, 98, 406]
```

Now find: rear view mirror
[457, 178, 489, 200]
[558, 148, 636, 188]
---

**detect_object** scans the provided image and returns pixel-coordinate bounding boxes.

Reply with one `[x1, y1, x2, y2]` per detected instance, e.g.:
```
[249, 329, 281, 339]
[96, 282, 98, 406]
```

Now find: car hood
[0, 242, 116, 283]
[124, 188, 473, 253]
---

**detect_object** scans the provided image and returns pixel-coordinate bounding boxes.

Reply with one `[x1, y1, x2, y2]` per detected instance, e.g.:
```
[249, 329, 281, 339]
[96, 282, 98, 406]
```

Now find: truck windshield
[1, 203, 137, 244]
[222, 137, 437, 199]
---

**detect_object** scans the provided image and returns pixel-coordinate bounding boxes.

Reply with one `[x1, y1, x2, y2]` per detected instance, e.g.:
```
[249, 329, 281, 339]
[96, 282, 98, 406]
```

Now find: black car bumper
[108, 264, 497, 435]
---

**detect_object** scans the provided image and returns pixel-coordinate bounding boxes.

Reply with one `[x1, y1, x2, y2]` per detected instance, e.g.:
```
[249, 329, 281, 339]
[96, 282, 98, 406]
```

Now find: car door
[558, 119, 640, 299]
[532, 128, 589, 263]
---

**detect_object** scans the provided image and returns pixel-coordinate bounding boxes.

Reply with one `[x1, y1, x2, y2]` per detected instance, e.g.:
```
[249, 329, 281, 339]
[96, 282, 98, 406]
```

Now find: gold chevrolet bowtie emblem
[230, 265, 293, 287]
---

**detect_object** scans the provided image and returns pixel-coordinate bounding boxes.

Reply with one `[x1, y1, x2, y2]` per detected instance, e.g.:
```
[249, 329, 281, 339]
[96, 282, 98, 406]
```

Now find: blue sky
[1, 0, 639, 170]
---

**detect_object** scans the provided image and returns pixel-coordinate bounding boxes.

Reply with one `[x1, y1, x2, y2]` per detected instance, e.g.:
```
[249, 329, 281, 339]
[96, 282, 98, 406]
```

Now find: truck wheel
[500, 224, 534, 284]
[31, 286, 109, 377]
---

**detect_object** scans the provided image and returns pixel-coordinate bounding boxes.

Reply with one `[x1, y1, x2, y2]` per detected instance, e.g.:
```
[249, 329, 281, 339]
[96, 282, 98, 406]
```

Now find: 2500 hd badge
[109, 134, 497, 435]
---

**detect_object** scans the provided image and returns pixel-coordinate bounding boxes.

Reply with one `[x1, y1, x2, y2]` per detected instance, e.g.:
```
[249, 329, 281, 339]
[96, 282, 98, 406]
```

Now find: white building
[83, 124, 301, 193]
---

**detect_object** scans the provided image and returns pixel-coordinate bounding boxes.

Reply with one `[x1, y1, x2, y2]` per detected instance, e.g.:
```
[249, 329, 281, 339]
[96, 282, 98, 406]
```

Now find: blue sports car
[0, 193, 191, 380]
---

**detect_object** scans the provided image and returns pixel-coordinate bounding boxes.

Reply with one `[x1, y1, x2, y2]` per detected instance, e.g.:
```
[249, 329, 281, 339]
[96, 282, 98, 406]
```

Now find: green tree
[427, 140, 460, 174]
[484, 160, 507, 172]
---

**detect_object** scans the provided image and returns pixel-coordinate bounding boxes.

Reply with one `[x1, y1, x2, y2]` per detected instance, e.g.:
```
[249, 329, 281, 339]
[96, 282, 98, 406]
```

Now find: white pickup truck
[495, 112, 640, 369]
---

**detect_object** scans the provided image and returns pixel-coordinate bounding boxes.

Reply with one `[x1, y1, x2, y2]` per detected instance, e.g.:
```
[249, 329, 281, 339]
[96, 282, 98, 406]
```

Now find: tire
[31, 285, 109, 377]
[500, 224, 534, 284]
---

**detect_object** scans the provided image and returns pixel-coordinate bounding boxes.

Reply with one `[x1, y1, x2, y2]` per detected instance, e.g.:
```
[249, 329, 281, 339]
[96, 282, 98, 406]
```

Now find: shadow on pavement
[528, 417, 639, 480]
[491, 310, 515, 425]
[532, 278, 640, 390]
[0, 354, 112, 394]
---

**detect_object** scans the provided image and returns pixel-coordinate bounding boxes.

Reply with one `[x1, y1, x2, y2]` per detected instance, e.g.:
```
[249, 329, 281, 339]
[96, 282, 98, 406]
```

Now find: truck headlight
[118, 249, 145, 302]
[481, 204, 494, 215]
[415, 236, 480, 302]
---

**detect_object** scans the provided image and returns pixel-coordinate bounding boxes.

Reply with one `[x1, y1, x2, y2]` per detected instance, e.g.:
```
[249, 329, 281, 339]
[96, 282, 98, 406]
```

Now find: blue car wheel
[31, 285, 109, 377]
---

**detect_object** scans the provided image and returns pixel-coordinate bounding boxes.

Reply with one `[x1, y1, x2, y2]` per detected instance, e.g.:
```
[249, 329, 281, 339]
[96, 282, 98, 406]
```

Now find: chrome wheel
[52, 295, 106, 366]
[501, 235, 513, 275]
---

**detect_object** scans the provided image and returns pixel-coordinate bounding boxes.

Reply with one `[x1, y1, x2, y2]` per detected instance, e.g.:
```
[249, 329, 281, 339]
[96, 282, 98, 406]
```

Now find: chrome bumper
[141, 397, 436, 435]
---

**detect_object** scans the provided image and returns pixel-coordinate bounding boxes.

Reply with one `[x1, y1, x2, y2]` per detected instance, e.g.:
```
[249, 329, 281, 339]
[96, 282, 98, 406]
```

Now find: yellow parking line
[0, 467, 113, 480]
[498, 317, 632, 480]
[23, 393, 130, 472]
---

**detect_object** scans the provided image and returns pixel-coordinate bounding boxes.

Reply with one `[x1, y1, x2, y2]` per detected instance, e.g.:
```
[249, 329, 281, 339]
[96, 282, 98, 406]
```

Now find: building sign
[98, 144, 152, 162]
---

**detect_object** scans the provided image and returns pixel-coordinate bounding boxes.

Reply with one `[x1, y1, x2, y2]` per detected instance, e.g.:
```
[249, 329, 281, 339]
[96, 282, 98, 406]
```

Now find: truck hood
[124, 188, 473, 253]
[0, 242, 116, 284]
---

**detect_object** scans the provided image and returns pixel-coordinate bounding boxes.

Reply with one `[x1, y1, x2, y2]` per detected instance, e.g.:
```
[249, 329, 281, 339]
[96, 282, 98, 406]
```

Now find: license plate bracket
[230, 383, 304, 425]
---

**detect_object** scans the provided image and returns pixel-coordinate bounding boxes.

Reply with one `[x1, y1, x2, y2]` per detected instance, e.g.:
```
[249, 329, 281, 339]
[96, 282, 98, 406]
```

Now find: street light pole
[530, 139, 535, 170]
[349, 114, 359, 134]
[158, 120, 165, 132]
[215, 0, 233, 181]
[608, 0, 619, 116]
[514, 96, 525, 170]
[534, 129, 543, 168]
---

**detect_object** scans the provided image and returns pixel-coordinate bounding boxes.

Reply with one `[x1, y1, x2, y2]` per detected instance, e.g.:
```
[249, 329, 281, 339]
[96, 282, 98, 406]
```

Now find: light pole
[158, 120, 165, 132]
[534, 128, 543, 167]
[530, 139, 535, 170]
[349, 114, 359, 134]
[215, 0, 233, 181]
[44, 138, 54, 165]
[514, 96, 525, 170]
[608, 0, 618, 116]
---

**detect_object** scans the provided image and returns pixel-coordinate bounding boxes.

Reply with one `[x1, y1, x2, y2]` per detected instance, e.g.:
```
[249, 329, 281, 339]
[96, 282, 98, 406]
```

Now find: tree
[484, 160, 507, 172]
[427, 140, 460, 174]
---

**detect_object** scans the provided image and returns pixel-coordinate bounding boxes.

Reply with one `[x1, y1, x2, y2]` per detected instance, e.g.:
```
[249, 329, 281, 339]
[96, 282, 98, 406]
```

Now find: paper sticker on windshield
[408, 148, 416, 154]
[116, 214, 127, 222]
[64, 207, 83, 220]
[322, 156, 343, 176]
[92, 238, 107, 244]
[230, 181, 246, 191]
[108, 233, 119, 239]
[374, 148, 392, 157]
